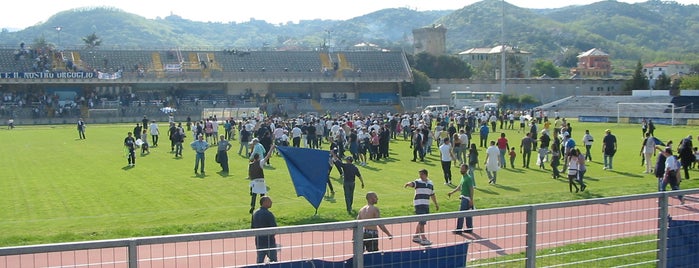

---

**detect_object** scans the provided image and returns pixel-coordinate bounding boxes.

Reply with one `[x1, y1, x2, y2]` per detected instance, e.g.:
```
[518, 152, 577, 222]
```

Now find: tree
[82, 32, 102, 49]
[531, 59, 560, 78]
[623, 60, 649, 91]
[32, 35, 51, 50]
[412, 52, 472, 79]
[401, 69, 431, 97]
[653, 73, 671, 90]
[558, 48, 580, 68]
[679, 74, 699, 90]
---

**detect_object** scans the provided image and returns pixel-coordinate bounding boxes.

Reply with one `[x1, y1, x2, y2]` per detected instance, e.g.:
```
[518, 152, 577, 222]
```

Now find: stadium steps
[71, 52, 85, 70]
[151, 52, 165, 78]
[319, 53, 332, 69]
[184, 53, 201, 71]
[393, 104, 403, 113]
[206, 53, 221, 71]
[310, 99, 324, 113]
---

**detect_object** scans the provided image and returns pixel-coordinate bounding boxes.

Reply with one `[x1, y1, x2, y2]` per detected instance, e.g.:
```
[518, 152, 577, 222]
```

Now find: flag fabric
[276, 146, 330, 213]
[653, 137, 665, 146]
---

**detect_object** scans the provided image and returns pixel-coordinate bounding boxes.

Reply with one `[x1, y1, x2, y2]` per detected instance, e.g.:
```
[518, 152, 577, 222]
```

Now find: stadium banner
[165, 64, 182, 72]
[578, 116, 610, 123]
[0, 71, 96, 79]
[97, 71, 122, 80]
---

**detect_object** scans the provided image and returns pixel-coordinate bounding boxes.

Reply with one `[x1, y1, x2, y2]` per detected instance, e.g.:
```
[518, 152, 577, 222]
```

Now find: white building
[643, 60, 690, 80]
[458, 45, 532, 79]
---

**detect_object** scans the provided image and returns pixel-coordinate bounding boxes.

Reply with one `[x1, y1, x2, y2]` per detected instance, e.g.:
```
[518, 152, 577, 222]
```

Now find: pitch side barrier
[0, 190, 697, 267]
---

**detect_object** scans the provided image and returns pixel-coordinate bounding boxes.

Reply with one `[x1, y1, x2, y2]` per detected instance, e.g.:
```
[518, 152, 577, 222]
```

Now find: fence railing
[0, 190, 697, 267]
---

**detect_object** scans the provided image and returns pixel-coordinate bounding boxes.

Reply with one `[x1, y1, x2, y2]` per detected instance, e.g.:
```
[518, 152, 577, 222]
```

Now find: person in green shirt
[448, 164, 475, 234]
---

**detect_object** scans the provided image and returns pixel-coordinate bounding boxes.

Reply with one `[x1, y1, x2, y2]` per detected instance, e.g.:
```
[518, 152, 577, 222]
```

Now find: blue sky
[2, 0, 698, 30]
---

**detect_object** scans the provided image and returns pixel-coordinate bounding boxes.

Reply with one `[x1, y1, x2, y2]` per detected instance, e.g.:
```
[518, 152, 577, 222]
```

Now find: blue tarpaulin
[245, 242, 469, 268]
[667, 219, 699, 267]
[276, 146, 330, 213]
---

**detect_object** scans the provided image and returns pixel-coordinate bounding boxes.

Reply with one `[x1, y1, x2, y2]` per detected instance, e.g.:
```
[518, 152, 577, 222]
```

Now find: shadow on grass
[121, 165, 134, 170]
[475, 187, 499, 195]
[492, 184, 520, 192]
[361, 165, 381, 171]
[608, 170, 643, 178]
[527, 168, 549, 174]
[323, 193, 337, 203]
[584, 176, 600, 181]
[503, 168, 525, 174]
[216, 171, 230, 177]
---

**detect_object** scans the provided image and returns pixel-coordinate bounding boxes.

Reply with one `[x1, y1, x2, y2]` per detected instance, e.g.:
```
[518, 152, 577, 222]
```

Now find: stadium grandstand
[0, 47, 411, 124]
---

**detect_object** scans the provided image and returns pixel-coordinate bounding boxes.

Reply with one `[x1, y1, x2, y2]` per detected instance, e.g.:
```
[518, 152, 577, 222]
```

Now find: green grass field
[0, 120, 697, 247]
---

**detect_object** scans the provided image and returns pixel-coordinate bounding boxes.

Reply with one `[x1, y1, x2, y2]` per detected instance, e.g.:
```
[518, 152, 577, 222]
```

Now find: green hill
[1, 0, 698, 69]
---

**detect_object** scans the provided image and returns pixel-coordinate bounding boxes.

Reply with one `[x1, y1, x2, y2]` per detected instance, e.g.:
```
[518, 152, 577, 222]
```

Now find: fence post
[128, 239, 138, 268]
[353, 223, 364, 268]
[525, 206, 537, 268]
[656, 193, 669, 268]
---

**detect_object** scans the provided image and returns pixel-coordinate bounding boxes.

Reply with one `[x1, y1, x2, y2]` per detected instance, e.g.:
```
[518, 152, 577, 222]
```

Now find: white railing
[0, 190, 697, 267]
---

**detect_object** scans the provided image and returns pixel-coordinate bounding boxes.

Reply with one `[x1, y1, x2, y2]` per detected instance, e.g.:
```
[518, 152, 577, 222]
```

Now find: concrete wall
[429, 78, 628, 103]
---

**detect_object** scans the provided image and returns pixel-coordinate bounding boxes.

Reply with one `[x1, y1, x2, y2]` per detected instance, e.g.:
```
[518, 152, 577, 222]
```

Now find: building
[412, 24, 447, 56]
[457, 45, 532, 79]
[572, 48, 611, 78]
[643, 60, 689, 80]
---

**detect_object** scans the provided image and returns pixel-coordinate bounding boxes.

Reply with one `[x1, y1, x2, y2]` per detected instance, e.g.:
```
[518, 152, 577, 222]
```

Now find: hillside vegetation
[1, 0, 698, 71]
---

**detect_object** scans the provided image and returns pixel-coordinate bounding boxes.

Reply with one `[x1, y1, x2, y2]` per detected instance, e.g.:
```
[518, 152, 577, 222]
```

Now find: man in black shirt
[339, 155, 364, 214]
[251, 196, 278, 263]
[124, 132, 136, 167]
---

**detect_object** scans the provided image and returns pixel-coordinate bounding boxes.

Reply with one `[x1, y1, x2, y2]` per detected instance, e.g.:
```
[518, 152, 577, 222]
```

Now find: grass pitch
[0, 120, 696, 246]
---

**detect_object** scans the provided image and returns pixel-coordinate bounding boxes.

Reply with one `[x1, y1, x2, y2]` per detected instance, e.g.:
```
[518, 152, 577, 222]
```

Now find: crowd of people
[112, 107, 697, 263]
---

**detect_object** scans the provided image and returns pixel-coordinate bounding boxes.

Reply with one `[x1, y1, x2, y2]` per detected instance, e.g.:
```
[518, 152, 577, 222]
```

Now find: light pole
[54, 26, 62, 48]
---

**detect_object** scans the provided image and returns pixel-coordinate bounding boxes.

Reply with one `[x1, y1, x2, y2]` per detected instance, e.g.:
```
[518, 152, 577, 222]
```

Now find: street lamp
[54, 26, 62, 48]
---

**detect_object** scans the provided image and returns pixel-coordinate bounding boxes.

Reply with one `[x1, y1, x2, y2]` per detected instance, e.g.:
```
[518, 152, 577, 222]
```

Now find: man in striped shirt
[404, 169, 440, 246]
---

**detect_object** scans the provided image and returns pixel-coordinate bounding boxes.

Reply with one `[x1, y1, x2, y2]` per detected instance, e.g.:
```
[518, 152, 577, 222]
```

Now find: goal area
[87, 108, 120, 118]
[617, 103, 675, 126]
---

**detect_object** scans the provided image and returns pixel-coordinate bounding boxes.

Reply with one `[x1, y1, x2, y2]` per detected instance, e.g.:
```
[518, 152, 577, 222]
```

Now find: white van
[483, 103, 498, 112]
[423, 105, 450, 117]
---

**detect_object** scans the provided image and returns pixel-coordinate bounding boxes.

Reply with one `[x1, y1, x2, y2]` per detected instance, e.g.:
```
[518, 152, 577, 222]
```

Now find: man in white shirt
[662, 148, 684, 204]
[149, 121, 160, 147]
[641, 132, 656, 174]
[485, 140, 500, 184]
[439, 138, 456, 185]
[582, 129, 594, 161]
[291, 125, 302, 147]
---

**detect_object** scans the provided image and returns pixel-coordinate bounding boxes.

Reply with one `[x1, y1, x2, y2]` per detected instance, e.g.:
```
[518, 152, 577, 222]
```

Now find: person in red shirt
[497, 133, 509, 168]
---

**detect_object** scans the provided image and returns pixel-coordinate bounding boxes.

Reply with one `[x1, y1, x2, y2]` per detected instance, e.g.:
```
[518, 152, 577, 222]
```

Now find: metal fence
[0, 190, 697, 268]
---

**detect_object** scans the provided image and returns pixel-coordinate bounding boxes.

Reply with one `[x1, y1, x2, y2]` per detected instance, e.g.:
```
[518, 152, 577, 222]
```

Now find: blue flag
[276, 146, 330, 213]
[653, 136, 665, 146]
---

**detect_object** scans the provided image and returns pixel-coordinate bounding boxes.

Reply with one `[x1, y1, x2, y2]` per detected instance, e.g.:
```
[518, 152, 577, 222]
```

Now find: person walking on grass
[190, 134, 209, 175]
[249, 144, 276, 214]
[217, 135, 232, 173]
[439, 137, 456, 185]
[404, 169, 439, 246]
[357, 192, 393, 252]
[661, 148, 685, 205]
[640, 132, 657, 174]
[582, 129, 594, 161]
[567, 149, 586, 192]
[149, 120, 160, 147]
[77, 118, 86, 139]
[124, 132, 136, 167]
[485, 141, 500, 184]
[602, 129, 617, 170]
[448, 164, 475, 234]
[336, 154, 364, 214]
